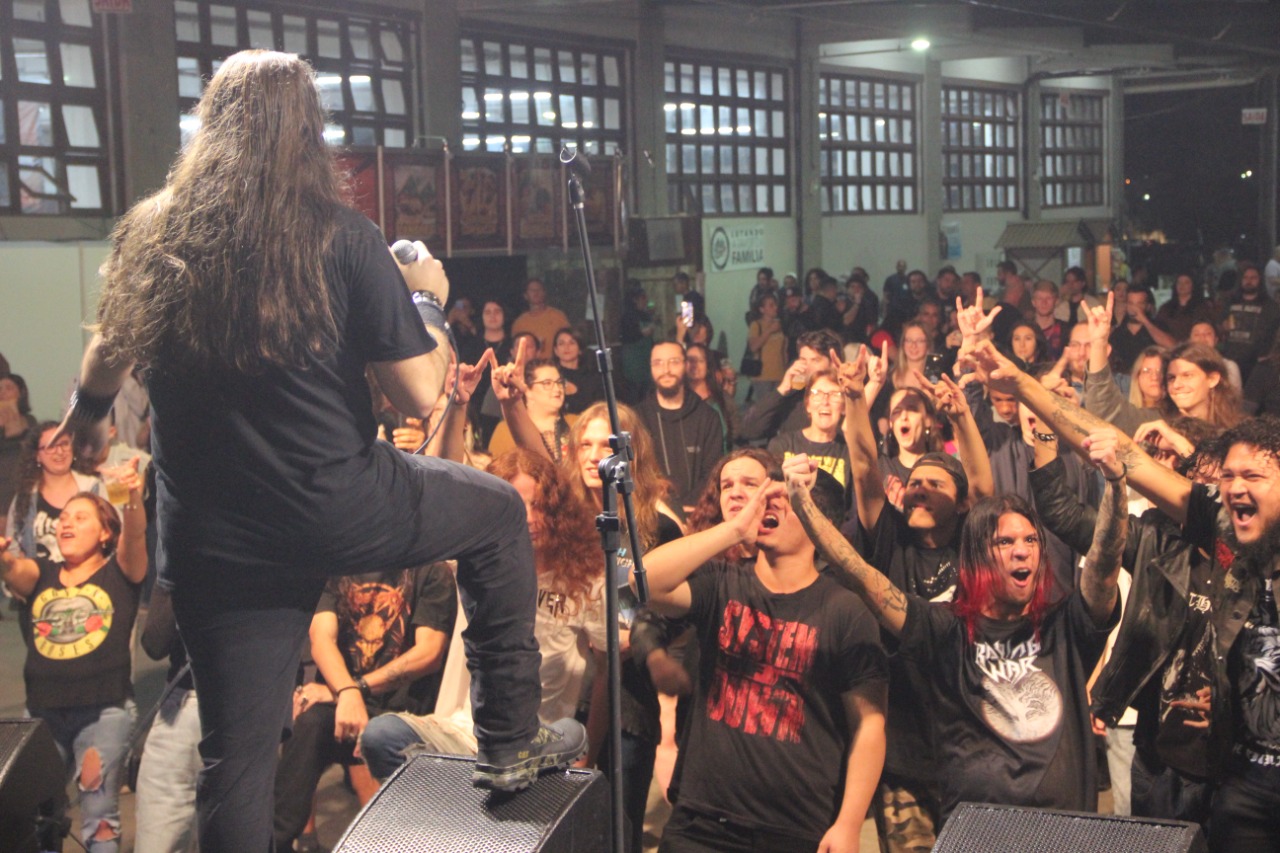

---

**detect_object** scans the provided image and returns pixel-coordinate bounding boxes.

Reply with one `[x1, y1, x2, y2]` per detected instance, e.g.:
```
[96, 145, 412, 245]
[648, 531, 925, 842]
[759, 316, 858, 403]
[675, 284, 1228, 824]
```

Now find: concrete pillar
[1108, 76, 1124, 221]
[921, 56, 944, 263]
[632, 0, 668, 217]
[795, 20, 822, 273]
[1025, 78, 1043, 220]
[420, 1, 461, 147]
[114, 2, 180, 205]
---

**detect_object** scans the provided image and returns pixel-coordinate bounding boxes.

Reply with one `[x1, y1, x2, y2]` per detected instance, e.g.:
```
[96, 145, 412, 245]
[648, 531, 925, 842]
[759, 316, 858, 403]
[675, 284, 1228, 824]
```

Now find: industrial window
[1040, 91, 1105, 208]
[664, 56, 789, 215]
[1, 0, 110, 214]
[941, 84, 1019, 211]
[819, 73, 916, 214]
[174, 1, 415, 148]
[460, 33, 626, 156]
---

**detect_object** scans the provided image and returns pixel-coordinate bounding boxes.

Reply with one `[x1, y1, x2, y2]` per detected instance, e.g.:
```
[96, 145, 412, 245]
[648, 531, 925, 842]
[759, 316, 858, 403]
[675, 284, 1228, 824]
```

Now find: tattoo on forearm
[791, 490, 907, 621]
[1082, 477, 1127, 616]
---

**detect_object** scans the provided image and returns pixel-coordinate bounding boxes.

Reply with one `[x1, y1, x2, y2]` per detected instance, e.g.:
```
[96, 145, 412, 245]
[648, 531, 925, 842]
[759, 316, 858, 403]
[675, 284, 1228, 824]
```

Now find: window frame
[1040, 89, 1106, 209]
[458, 27, 628, 158]
[941, 82, 1020, 213]
[663, 52, 790, 216]
[818, 70, 918, 215]
[173, 0, 417, 149]
[1, 0, 111, 215]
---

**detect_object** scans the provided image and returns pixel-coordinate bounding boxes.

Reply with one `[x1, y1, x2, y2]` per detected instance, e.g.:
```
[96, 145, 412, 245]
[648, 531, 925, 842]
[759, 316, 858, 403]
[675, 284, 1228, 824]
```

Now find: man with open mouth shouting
[786, 417, 1125, 828]
[967, 339, 1280, 853]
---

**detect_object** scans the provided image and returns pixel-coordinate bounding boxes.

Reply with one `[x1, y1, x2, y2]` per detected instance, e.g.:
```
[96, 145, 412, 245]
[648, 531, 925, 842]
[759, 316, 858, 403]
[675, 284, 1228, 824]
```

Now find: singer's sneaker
[472, 718, 588, 792]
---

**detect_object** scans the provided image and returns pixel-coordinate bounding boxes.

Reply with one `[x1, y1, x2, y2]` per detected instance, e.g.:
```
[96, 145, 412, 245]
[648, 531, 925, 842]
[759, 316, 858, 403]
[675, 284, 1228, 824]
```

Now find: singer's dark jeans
[172, 455, 543, 853]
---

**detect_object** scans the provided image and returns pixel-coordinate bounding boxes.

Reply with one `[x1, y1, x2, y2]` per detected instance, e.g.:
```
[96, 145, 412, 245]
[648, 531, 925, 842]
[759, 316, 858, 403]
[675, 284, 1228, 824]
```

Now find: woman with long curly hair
[61, 50, 568, 849]
[5, 422, 102, 563]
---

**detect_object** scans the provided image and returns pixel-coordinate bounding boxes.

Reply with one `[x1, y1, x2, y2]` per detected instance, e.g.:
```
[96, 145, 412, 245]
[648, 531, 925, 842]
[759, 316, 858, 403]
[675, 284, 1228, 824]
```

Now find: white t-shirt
[535, 575, 607, 724]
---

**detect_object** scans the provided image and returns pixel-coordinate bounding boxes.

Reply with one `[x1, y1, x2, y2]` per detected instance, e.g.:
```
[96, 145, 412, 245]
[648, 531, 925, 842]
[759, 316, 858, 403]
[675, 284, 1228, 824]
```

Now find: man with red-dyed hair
[785, 428, 1125, 827]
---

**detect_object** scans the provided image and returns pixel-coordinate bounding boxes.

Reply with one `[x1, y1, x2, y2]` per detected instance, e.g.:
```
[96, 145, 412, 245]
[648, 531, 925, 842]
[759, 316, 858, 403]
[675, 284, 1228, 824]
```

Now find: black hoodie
[637, 391, 725, 513]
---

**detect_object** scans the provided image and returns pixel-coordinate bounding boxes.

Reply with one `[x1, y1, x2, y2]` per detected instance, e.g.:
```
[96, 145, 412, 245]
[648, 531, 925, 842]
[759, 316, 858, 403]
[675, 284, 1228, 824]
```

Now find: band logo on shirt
[30, 584, 114, 660]
[707, 601, 818, 743]
[973, 635, 1063, 743]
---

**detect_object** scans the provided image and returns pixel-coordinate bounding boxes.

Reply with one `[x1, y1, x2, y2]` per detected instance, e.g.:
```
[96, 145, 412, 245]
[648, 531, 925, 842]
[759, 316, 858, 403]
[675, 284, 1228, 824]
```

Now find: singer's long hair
[95, 50, 345, 374]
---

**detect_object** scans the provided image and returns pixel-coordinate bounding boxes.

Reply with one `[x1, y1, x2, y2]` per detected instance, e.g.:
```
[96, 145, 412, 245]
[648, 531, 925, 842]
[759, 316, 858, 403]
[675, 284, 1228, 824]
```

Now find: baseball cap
[910, 452, 969, 503]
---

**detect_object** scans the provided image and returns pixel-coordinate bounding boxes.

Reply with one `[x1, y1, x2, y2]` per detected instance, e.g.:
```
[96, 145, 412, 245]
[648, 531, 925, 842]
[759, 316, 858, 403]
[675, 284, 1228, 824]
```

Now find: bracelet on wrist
[356, 676, 371, 698]
[1103, 462, 1128, 483]
[1033, 430, 1057, 443]
[335, 684, 360, 698]
[69, 385, 117, 423]
[411, 292, 448, 333]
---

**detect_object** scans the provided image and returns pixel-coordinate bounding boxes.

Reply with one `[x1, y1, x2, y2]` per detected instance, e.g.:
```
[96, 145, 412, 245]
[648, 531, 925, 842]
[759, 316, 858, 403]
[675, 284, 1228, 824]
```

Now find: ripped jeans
[31, 700, 137, 853]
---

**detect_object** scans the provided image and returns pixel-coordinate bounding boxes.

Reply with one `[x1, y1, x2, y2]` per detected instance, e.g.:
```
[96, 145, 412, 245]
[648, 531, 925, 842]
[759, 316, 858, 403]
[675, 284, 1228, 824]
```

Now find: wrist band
[69, 386, 116, 422]
[411, 291, 448, 334]
[356, 676, 371, 698]
[335, 685, 360, 697]
[1103, 462, 1128, 483]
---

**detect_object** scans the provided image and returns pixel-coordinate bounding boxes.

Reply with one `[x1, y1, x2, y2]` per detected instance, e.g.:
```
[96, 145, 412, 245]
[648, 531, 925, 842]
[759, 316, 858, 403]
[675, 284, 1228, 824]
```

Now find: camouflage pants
[874, 776, 940, 853]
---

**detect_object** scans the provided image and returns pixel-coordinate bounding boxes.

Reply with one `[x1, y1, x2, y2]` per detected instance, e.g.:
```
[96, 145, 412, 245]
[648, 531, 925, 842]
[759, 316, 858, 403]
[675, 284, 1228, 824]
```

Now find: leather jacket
[1029, 458, 1249, 780]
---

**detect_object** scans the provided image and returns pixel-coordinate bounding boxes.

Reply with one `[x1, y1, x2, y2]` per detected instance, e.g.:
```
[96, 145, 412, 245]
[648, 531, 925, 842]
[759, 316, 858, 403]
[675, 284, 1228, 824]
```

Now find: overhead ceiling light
[910, 37, 931, 52]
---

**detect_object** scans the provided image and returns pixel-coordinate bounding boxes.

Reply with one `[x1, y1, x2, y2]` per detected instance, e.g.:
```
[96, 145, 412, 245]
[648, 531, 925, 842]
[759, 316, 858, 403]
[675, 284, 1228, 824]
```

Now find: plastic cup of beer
[790, 365, 808, 392]
[102, 467, 129, 507]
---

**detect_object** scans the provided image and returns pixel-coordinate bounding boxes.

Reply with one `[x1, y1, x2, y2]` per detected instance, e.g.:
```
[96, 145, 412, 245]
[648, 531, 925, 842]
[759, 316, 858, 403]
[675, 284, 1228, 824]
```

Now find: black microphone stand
[562, 148, 648, 853]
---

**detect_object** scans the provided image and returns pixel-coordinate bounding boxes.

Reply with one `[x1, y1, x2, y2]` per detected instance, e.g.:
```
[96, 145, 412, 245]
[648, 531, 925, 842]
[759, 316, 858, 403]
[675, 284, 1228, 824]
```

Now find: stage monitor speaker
[934, 802, 1207, 853]
[0, 718, 69, 853]
[333, 752, 609, 853]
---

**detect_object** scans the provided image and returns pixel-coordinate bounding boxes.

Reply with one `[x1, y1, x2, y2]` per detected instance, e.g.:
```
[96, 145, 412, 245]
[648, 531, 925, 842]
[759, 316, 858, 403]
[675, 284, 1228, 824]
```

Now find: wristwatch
[356, 676, 371, 699]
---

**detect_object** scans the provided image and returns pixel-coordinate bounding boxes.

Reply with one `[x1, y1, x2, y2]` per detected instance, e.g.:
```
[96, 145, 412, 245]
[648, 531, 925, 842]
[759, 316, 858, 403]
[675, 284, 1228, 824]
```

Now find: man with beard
[786, 421, 1125, 824]
[832, 344, 994, 851]
[637, 341, 724, 515]
[1220, 263, 1280, 384]
[969, 339, 1280, 852]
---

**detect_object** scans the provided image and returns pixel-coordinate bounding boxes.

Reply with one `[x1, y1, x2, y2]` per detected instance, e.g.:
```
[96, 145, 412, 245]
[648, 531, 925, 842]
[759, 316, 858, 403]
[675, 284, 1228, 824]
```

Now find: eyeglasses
[651, 358, 685, 369]
[529, 378, 566, 390]
[808, 389, 843, 403]
[38, 439, 71, 453]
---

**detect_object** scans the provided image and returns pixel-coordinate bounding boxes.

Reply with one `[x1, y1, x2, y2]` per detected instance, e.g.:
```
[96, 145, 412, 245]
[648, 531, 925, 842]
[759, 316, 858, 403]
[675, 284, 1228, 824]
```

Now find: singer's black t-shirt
[147, 205, 438, 606]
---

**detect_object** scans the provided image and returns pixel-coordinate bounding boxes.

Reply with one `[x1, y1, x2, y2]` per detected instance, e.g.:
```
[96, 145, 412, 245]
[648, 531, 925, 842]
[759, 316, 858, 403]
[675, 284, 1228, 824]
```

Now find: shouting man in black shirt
[787, 423, 1125, 825]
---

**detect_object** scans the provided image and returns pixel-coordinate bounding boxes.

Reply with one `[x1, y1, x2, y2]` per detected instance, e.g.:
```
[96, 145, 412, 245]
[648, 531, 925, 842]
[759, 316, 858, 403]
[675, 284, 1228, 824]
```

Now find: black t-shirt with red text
[677, 561, 888, 840]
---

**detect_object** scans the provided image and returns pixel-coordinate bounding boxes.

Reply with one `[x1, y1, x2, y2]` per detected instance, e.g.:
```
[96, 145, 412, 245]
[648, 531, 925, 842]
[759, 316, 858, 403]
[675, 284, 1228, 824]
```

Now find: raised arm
[56, 333, 135, 460]
[0, 535, 39, 600]
[491, 339, 549, 459]
[1079, 429, 1127, 627]
[835, 347, 887, 535]
[918, 371, 994, 502]
[638, 481, 774, 617]
[114, 458, 148, 583]
[426, 349, 495, 462]
[1081, 293, 1156, 436]
[785, 454, 908, 636]
[968, 341, 1193, 524]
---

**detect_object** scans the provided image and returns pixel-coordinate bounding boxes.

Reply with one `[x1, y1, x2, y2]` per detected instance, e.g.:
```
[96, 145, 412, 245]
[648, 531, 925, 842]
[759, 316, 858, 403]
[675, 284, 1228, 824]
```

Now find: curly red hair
[487, 448, 601, 614]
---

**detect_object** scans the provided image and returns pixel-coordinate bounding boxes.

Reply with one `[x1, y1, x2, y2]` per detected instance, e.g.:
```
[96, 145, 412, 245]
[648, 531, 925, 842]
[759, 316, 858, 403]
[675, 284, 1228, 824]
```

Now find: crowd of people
[7, 48, 1280, 853]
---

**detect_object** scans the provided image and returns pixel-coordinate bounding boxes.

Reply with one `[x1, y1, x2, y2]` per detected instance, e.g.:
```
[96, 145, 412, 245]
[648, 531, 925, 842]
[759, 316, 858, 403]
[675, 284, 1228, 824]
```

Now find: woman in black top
[1, 472, 146, 852]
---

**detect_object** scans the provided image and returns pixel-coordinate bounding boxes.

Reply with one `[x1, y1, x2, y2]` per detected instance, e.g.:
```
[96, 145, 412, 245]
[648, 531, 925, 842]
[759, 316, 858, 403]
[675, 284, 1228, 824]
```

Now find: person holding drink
[1, 466, 146, 853]
[739, 329, 843, 444]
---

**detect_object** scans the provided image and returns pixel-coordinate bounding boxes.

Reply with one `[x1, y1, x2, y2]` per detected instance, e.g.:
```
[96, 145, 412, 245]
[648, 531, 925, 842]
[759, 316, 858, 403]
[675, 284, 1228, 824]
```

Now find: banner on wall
[708, 224, 766, 272]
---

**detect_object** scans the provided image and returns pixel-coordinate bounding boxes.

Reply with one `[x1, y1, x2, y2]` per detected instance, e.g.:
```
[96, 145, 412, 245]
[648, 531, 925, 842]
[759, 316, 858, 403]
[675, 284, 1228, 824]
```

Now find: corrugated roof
[996, 219, 1114, 249]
